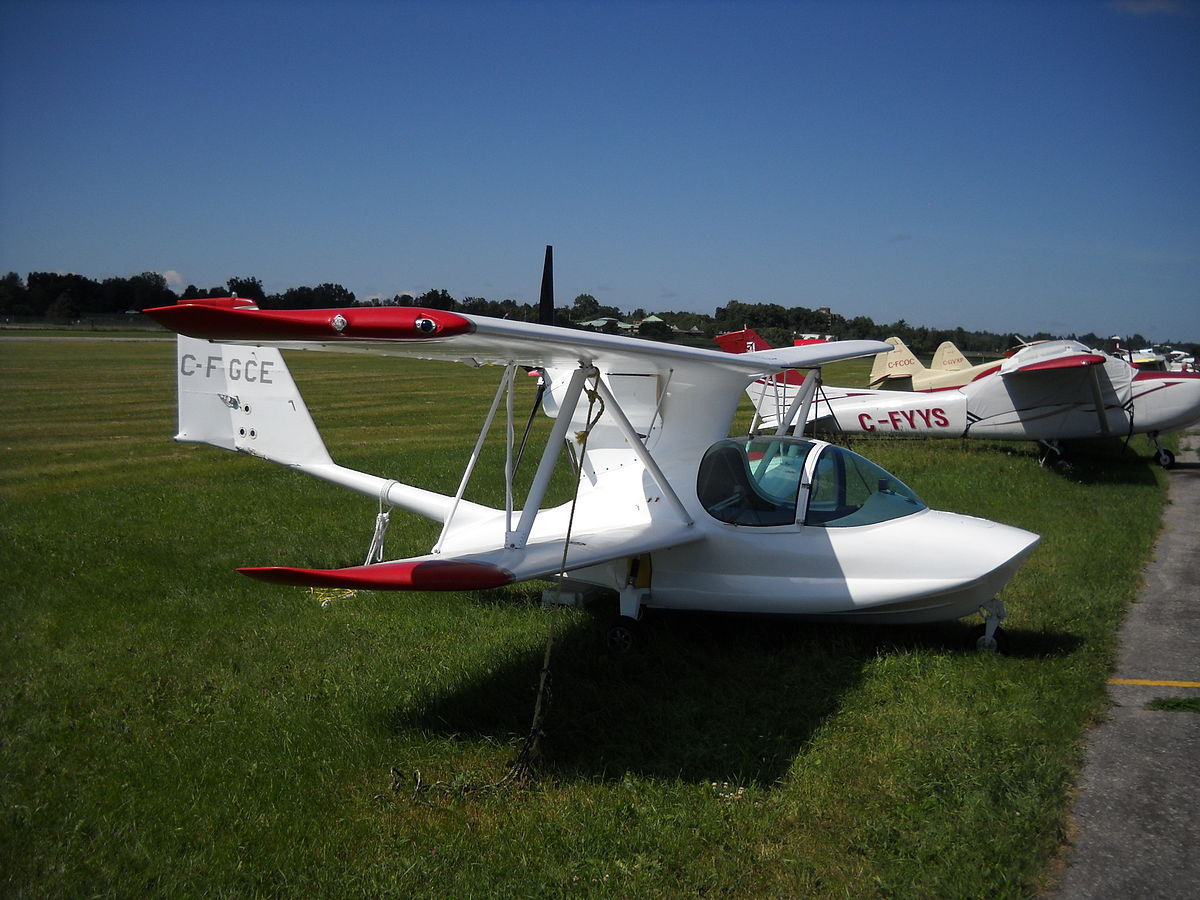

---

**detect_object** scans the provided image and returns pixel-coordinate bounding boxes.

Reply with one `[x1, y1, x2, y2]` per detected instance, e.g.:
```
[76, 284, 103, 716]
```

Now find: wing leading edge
[998, 340, 1107, 376]
[144, 298, 892, 377]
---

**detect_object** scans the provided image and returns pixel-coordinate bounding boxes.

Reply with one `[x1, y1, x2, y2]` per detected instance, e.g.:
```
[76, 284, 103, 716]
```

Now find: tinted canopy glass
[804, 444, 926, 527]
[697, 436, 814, 526]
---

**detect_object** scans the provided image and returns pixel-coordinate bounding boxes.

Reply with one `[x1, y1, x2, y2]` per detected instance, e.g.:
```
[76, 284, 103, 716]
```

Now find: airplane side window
[697, 437, 811, 526]
[804, 446, 926, 527]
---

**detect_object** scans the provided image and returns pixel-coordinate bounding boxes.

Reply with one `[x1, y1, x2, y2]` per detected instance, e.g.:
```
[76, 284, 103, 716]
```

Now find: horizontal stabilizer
[240, 559, 515, 590]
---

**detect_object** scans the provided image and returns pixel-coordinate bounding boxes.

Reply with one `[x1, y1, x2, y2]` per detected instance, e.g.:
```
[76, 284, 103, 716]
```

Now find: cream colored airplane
[869, 337, 1001, 390]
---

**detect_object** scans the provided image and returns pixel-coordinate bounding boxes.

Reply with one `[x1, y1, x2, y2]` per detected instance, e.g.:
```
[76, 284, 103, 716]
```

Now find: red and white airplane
[718, 328, 1200, 467]
[144, 258, 1037, 650]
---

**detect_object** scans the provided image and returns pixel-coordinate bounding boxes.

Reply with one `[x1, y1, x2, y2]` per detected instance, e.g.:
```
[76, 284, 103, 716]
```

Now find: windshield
[697, 436, 815, 526]
[697, 437, 926, 528]
[803, 444, 926, 527]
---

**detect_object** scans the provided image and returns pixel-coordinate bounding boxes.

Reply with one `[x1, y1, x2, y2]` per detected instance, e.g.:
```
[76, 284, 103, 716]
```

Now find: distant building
[579, 317, 635, 332]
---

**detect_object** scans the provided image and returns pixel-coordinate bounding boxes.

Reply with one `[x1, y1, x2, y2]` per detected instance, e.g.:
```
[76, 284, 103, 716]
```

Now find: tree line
[1, 269, 1183, 358]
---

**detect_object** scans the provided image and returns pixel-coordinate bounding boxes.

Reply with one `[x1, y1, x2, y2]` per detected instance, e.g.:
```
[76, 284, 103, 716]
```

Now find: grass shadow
[1045, 438, 1163, 487]
[392, 607, 1082, 787]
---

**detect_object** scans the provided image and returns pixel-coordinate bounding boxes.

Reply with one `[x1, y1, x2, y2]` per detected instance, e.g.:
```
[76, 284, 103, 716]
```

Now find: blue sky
[2, 0, 1197, 341]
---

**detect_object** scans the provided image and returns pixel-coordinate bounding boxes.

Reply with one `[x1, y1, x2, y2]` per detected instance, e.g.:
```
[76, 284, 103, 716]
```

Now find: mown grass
[0, 340, 1169, 898]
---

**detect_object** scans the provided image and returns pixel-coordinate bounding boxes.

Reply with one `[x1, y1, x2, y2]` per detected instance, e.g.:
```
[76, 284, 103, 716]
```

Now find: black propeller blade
[538, 244, 554, 326]
[515, 246, 556, 473]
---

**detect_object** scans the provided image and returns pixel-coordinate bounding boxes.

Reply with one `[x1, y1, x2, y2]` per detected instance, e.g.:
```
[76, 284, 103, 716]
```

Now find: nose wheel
[976, 597, 1008, 652]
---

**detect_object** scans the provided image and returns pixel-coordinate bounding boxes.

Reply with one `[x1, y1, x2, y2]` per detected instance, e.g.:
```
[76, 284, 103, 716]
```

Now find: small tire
[1156, 448, 1175, 468]
[606, 616, 641, 654]
[975, 625, 1006, 653]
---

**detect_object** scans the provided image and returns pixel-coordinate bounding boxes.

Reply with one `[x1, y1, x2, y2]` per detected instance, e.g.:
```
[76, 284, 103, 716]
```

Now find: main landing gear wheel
[1149, 432, 1174, 468]
[606, 616, 641, 654]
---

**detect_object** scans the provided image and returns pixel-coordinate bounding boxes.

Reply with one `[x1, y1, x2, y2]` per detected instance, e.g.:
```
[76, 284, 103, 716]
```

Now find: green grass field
[0, 339, 1168, 898]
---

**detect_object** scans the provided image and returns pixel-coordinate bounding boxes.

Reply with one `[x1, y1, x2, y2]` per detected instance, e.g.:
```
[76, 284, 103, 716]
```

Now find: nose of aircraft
[907, 510, 1041, 592]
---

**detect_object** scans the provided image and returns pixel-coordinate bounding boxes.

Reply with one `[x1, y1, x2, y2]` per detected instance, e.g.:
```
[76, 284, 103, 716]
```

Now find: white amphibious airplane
[718, 329, 1200, 467]
[146, 277, 1037, 649]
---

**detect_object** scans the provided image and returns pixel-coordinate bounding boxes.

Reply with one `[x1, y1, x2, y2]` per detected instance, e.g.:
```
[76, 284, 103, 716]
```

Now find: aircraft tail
[931, 341, 970, 371]
[869, 337, 925, 387]
[172, 331, 482, 525]
[714, 328, 772, 354]
[174, 334, 333, 468]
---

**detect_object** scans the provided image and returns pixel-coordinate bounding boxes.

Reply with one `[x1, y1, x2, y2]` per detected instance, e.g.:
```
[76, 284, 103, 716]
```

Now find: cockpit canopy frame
[697, 435, 926, 528]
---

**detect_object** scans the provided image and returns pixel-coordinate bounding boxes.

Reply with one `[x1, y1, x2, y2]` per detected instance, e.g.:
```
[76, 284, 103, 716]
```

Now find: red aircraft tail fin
[714, 328, 772, 355]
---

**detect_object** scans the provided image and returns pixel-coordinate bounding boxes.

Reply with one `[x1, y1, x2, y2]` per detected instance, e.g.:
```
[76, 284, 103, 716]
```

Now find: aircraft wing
[238, 518, 701, 590]
[998, 341, 1107, 376]
[144, 299, 891, 376]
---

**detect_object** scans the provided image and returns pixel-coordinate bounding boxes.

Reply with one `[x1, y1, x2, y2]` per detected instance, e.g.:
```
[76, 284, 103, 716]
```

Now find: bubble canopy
[696, 436, 926, 528]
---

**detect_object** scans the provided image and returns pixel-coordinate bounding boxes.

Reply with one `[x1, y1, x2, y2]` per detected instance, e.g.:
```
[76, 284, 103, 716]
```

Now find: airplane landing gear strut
[1039, 440, 1065, 467]
[977, 596, 1007, 652]
[1149, 431, 1175, 468]
[607, 586, 648, 653]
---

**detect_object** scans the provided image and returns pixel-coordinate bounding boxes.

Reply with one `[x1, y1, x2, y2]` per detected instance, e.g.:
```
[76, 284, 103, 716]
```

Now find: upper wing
[998, 340, 1107, 376]
[144, 298, 890, 377]
[238, 518, 700, 590]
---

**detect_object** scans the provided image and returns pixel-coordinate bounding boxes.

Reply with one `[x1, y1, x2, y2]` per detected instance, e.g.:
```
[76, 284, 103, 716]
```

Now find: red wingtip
[238, 559, 515, 591]
[143, 303, 474, 342]
[1014, 353, 1107, 373]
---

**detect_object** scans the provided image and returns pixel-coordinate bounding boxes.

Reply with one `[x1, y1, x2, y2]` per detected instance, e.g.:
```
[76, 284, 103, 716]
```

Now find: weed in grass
[0, 340, 1172, 898]
[1146, 697, 1200, 712]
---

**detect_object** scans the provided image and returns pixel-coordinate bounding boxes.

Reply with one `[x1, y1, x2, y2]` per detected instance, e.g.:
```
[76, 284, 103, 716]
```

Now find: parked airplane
[869, 336, 1001, 390]
[717, 330, 1200, 467]
[144, 264, 1037, 651]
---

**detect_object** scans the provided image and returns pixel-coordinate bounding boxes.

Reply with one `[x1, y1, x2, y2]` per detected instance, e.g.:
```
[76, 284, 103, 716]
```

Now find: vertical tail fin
[174, 335, 333, 468]
[869, 337, 925, 387]
[931, 341, 970, 371]
[714, 327, 773, 354]
[170, 330, 489, 526]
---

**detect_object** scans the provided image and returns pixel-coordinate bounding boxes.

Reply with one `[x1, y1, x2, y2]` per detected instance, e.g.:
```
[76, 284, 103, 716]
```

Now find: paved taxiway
[1048, 424, 1200, 899]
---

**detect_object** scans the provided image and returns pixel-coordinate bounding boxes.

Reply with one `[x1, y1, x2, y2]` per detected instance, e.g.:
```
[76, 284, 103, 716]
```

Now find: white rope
[364, 480, 397, 565]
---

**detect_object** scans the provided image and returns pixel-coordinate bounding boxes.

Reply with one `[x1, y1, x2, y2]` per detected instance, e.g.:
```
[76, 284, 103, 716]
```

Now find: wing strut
[507, 365, 592, 549]
[777, 367, 823, 436]
[1088, 366, 1112, 436]
[434, 363, 519, 554]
